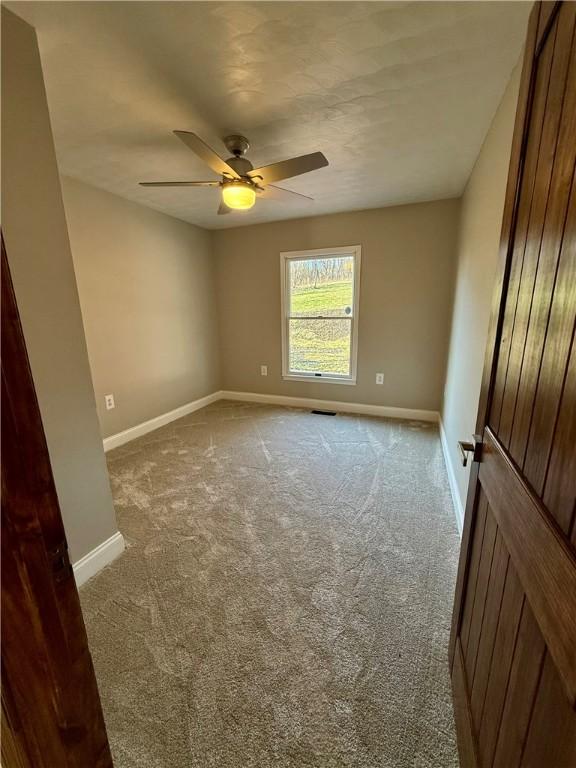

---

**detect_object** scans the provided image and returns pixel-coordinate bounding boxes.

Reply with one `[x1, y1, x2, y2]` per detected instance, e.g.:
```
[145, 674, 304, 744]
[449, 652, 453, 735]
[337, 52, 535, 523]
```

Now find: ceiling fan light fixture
[222, 181, 256, 210]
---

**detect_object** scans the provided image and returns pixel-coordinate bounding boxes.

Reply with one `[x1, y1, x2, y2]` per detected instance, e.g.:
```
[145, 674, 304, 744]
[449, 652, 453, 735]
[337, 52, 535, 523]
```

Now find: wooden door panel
[456, 509, 576, 768]
[525, 181, 576, 509]
[509, 37, 576, 473]
[537, 0, 561, 44]
[451, 4, 576, 766]
[497, 7, 574, 449]
[520, 652, 576, 766]
[462, 501, 498, 691]
[475, 560, 524, 768]
[544, 330, 576, 537]
[459, 493, 489, 656]
[491, 602, 545, 768]
[479, 428, 576, 705]
[490, 5, 576, 446]
[489, 10, 557, 434]
[468, 530, 509, 729]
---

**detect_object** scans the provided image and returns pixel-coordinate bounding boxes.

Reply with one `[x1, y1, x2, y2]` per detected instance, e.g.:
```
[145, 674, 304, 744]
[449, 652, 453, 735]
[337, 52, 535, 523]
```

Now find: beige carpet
[80, 400, 460, 767]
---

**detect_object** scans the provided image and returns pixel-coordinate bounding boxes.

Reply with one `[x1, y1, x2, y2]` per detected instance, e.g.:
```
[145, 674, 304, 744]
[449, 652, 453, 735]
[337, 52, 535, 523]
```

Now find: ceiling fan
[139, 132, 328, 214]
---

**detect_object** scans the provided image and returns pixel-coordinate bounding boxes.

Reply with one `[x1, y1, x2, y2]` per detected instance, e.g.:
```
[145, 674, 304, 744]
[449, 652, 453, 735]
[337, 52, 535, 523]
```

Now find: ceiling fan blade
[218, 201, 231, 215]
[174, 131, 240, 179]
[248, 152, 328, 185]
[139, 181, 220, 187]
[259, 184, 313, 202]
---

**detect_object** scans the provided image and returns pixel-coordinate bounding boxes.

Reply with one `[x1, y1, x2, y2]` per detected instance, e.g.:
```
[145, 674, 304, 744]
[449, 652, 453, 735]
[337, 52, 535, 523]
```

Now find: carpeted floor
[80, 400, 461, 768]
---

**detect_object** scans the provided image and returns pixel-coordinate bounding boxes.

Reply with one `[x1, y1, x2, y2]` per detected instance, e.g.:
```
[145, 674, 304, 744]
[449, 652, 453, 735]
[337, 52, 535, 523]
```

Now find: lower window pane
[288, 318, 351, 376]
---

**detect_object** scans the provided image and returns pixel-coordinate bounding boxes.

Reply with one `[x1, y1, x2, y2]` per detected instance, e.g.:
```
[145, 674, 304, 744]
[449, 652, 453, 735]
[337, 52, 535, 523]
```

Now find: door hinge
[48, 542, 73, 583]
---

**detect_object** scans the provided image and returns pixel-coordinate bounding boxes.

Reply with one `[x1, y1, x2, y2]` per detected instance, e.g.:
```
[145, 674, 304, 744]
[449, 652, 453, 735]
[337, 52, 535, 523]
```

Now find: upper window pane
[289, 256, 354, 318]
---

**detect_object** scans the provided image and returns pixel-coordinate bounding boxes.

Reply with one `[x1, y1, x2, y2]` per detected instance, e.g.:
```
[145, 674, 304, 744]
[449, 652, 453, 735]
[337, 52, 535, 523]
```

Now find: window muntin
[281, 247, 361, 383]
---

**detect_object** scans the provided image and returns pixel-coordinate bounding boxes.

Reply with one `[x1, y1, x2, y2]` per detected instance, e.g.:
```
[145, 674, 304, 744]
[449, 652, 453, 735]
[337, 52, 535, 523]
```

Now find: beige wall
[214, 199, 460, 411]
[442, 62, 522, 525]
[1, 8, 118, 562]
[61, 177, 221, 439]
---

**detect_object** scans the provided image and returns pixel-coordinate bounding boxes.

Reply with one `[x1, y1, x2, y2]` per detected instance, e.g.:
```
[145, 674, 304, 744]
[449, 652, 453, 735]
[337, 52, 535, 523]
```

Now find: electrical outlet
[105, 393, 115, 410]
[376, 373, 384, 385]
[261, 365, 268, 376]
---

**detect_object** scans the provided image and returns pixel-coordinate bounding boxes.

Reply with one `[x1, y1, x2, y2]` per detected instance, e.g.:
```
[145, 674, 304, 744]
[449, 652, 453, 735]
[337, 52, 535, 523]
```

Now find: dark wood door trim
[1, 236, 113, 766]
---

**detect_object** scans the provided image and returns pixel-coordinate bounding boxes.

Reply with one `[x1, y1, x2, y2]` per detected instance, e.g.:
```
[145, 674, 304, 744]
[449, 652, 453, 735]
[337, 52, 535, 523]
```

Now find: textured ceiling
[9, 1, 531, 230]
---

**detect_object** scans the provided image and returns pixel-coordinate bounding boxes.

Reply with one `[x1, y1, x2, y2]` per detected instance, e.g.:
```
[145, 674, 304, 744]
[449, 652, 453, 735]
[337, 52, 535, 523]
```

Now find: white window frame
[280, 245, 361, 385]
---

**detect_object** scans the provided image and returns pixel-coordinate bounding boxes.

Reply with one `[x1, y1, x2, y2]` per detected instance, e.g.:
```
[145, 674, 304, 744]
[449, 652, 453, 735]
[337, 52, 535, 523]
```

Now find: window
[281, 245, 361, 384]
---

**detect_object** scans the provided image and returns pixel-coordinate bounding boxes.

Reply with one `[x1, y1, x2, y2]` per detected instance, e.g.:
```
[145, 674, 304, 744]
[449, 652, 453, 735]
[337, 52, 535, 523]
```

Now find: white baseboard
[102, 389, 439, 454]
[439, 419, 464, 536]
[103, 391, 222, 452]
[73, 531, 125, 587]
[220, 390, 439, 423]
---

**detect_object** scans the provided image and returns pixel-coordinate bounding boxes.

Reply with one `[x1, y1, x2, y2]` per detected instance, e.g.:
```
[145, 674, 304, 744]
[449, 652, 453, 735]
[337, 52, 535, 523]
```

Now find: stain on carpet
[80, 400, 460, 767]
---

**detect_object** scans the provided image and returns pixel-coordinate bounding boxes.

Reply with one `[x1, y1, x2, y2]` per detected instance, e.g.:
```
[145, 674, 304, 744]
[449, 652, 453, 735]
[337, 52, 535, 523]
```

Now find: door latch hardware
[458, 435, 483, 467]
[48, 542, 72, 583]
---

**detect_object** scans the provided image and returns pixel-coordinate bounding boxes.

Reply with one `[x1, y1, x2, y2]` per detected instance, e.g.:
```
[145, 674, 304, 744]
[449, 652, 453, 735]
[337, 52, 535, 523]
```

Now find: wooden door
[1, 237, 113, 767]
[450, 2, 576, 766]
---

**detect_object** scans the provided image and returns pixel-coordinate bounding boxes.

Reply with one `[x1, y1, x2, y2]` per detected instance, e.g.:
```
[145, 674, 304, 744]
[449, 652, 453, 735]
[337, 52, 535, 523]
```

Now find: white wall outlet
[376, 373, 384, 385]
[261, 365, 268, 376]
[105, 393, 115, 410]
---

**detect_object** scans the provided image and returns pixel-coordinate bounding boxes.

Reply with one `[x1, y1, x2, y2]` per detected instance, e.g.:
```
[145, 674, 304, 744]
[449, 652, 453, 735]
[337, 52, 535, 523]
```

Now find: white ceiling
[9, 1, 531, 230]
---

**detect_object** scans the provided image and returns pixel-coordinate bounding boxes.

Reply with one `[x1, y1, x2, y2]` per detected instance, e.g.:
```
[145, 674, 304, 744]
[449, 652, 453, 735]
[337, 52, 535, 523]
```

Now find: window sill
[282, 374, 357, 386]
